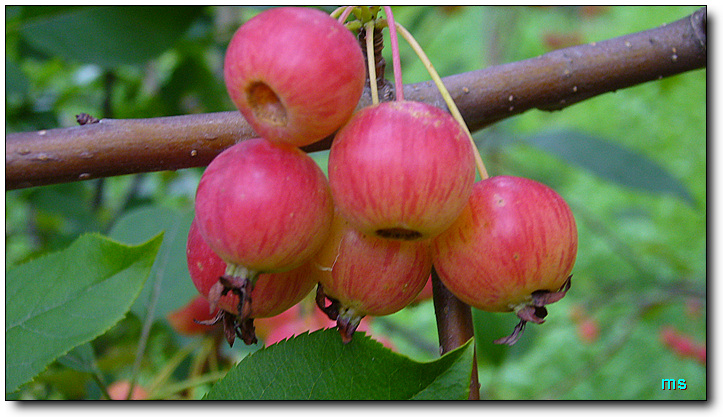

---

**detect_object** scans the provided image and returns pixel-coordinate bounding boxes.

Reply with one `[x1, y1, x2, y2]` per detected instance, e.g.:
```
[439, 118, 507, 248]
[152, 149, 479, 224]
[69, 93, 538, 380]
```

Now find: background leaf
[205, 329, 475, 400]
[107, 206, 196, 319]
[5, 57, 29, 99]
[56, 343, 98, 375]
[5, 233, 163, 394]
[18, 6, 205, 67]
[472, 308, 527, 368]
[521, 130, 694, 203]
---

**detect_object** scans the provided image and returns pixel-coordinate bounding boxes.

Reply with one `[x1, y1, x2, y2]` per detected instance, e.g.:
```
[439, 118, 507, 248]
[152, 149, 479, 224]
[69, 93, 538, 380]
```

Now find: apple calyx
[494, 276, 573, 346]
[200, 264, 262, 346]
[376, 227, 423, 241]
[207, 264, 261, 323]
[336, 308, 364, 344]
[315, 283, 363, 344]
[195, 308, 258, 347]
[315, 283, 339, 320]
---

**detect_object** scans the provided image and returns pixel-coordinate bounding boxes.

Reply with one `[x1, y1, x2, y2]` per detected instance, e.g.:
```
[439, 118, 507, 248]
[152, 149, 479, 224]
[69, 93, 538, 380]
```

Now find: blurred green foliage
[5, 6, 705, 400]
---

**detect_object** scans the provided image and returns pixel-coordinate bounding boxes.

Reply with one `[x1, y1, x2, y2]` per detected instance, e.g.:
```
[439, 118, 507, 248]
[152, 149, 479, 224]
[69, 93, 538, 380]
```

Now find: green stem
[91, 371, 112, 400]
[187, 336, 220, 399]
[147, 371, 228, 400]
[146, 337, 204, 397]
[365, 21, 380, 105]
[126, 222, 181, 399]
[383, 6, 404, 101]
[329, 6, 343, 18]
[393, 21, 489, 180]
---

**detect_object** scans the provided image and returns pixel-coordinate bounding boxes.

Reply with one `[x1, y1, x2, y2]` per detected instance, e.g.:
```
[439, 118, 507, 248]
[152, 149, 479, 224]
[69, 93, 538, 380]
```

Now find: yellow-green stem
[394, 22, 489, 180]
[146, 337, 203, 397]
[365, 20, 380, 105]
[147, 371, 228, 400]
[187, 336, 218, 399]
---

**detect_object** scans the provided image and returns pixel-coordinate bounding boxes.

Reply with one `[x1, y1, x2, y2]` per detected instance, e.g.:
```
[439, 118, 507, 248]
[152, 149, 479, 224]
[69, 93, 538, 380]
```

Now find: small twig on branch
[5, 7, 705, 190]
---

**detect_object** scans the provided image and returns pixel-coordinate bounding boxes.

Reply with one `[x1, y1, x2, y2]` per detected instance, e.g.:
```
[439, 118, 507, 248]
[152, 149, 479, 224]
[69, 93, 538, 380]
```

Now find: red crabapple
[328, 100, 475, 241]
[188, 215, 317, 345]
[310, 208, 432, 343]
[193, 138, 332, 331]
[224, 7, 365, 147]
[432, 176, 578, 345]
[195, 139, 332, 274]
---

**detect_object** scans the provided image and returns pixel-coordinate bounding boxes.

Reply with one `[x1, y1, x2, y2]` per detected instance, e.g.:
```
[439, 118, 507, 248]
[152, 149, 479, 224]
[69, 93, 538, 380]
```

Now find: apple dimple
[246, 82, 287, 126]
[223, 6, 365, 147]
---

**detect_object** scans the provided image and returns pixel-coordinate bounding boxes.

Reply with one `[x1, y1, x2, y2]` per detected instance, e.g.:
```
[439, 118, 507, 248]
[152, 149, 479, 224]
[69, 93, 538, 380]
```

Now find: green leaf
[19, 6, 205, 67]
[56, 343, 97, 375]
[205, 329, 475, 400]
[160, 56, 229, 115]
[472, 309, 514, 368]
[522, 130, 694, 203]
[107, 206, 196, 319]
[5, 57, 29, 99]
[472, 308, 538, 368]
[18, 6, 81, 21]
[5, 233, 163, 394]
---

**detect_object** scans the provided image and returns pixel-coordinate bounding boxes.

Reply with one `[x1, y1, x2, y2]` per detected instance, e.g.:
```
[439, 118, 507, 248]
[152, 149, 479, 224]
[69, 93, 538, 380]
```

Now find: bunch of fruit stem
[341, 6, 489, 180]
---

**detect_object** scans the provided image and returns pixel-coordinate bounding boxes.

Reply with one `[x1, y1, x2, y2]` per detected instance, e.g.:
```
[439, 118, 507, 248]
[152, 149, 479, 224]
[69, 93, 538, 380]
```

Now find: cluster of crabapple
[186, 6, 578, 347]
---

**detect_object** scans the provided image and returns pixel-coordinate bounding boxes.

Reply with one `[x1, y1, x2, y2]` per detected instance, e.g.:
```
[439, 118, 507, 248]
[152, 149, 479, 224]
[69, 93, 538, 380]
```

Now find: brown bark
[431, 269, 480, 400]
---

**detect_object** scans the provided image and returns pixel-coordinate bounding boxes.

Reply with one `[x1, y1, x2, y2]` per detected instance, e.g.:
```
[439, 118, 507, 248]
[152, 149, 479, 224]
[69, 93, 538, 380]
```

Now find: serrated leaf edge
[5, 232, 164, 394]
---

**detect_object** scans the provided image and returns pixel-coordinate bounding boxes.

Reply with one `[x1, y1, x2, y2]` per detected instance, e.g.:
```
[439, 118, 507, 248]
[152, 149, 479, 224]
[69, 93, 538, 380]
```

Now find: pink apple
[186, 217, 316, 319]
[194, 138, 333, 273]
[311, 208, 433, 342]
[107, 380, 148, 400]
[328, 100, 475, 241]
[224, 7, 365, 147]
[411, 275, 434, 305]
[432, 176, 577, 344]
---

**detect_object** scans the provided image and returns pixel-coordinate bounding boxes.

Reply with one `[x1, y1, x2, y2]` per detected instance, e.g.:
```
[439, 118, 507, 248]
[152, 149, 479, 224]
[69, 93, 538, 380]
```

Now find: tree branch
[431, 268, 480, 400]
[409, 7, 706, 132]
[5, 7, 705, 190]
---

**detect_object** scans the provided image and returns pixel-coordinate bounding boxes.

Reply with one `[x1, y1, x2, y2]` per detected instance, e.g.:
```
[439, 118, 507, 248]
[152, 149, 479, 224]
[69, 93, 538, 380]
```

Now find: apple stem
[392, 21, 489, 180]
[224, 263, 249, 280]
[365, 21, 380, 105]
[331, 6, 354, 23]
[336, 308, 363, 344]
[383, 6, 404, 102]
